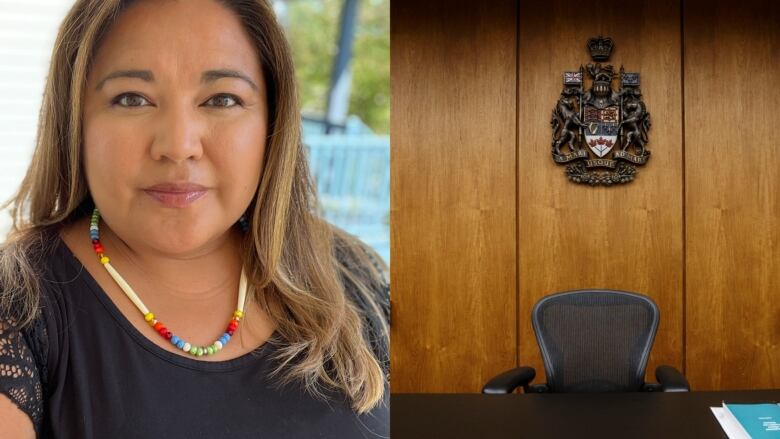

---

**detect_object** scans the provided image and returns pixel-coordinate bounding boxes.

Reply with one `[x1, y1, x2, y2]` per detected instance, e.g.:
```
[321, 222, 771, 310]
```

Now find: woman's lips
[143, 186, 208, 208]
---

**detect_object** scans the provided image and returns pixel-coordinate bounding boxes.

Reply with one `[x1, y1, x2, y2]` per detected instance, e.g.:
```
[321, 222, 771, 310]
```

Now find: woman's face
[83, 0, 267, 256]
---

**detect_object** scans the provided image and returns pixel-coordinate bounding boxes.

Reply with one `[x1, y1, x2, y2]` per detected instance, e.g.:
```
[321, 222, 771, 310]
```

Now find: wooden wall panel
[390, 0, 518, 392]
[517, 0, 684, 382]
[684, 0, 780, 390]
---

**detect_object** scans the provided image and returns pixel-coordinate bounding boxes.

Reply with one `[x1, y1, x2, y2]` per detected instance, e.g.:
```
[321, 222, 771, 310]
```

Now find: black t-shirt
[0, 232, 389, 438]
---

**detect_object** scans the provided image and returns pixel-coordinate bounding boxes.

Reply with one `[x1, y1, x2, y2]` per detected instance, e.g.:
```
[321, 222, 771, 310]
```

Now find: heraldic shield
[551, 36, 651, 185]
[584, 106, 618, 157]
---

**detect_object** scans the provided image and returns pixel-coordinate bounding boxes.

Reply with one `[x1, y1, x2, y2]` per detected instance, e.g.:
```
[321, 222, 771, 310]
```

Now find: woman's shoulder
[0, 227, 61, 316]
[0, 226, 72, 376]
[0, 229, 59, 435]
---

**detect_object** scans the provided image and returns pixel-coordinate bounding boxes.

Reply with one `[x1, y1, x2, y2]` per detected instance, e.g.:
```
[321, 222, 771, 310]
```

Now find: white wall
[0, 1, 73, 239]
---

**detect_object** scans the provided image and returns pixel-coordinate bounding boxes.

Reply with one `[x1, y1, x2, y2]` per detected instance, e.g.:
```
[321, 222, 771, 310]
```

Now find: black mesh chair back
[532, 290, 659, 393]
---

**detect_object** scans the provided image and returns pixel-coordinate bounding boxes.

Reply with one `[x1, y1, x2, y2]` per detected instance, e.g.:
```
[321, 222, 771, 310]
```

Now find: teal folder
[723, 403, 780, 438]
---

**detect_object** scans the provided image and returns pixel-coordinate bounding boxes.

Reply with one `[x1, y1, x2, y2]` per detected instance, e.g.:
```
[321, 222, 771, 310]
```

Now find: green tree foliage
[284, 0, 389, 134]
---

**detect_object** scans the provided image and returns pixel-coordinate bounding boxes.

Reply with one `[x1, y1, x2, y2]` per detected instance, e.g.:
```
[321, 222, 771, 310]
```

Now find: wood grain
[684, 0, 780, 390]
[390, 0, 518, 392]
[517, 0, 684, 383]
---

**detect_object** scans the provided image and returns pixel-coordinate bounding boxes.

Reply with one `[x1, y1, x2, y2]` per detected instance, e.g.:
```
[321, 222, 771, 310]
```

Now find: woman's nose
[149, 105, 204, 163]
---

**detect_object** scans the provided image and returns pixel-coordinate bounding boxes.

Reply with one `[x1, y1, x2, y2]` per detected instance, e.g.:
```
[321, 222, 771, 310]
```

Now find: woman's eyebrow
[94, 69, 258, 91]
[201, 69, 259, 91]
[95, 69, 154, 91]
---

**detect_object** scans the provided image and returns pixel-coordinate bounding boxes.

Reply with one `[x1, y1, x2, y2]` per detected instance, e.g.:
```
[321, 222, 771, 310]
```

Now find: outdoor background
[0, 0, 390, 262]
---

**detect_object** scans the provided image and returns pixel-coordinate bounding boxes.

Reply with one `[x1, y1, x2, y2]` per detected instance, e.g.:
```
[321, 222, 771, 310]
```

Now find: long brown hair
[0, 0, 388, 413]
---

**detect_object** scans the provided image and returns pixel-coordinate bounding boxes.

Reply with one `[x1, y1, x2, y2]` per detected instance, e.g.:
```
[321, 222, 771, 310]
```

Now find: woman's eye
[112, 93, 151, 107]
[205, 94, 243, 108]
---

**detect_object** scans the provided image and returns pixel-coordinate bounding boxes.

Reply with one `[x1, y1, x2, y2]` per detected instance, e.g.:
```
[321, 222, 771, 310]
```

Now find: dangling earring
[237, 214, 250, 233]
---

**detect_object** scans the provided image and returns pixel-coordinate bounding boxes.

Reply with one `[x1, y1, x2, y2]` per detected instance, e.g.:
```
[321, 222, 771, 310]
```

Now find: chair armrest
[482, 366, 536, 394]
[655, 365, 690, 392]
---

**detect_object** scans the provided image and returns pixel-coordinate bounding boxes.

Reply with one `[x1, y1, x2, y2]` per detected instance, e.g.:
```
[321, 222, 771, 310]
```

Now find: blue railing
[304, 133, 390, 263]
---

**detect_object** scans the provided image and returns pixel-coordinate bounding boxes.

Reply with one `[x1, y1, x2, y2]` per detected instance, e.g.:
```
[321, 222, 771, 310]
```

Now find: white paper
[711, 406, 751, 439]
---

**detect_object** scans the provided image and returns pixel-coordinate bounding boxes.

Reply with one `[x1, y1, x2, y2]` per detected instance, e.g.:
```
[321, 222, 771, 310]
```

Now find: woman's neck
[67, 215, 246, 302]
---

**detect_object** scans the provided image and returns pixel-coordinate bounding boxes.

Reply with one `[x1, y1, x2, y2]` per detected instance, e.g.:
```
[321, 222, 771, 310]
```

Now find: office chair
[482, 289, 689, 394]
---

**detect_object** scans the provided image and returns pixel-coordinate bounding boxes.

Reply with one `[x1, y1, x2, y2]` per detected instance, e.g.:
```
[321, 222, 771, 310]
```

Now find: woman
[0, 0, 389, 437]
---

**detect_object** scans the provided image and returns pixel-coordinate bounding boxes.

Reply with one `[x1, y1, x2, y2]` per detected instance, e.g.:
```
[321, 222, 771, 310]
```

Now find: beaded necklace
[89, 208, 247, 358]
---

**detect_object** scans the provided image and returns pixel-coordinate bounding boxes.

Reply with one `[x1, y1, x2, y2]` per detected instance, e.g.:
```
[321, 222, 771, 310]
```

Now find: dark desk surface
[391, 389, 780, 438]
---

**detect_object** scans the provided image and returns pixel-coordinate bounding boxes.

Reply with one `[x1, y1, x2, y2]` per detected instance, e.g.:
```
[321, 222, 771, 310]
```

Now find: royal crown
[587, 36, 614, 62]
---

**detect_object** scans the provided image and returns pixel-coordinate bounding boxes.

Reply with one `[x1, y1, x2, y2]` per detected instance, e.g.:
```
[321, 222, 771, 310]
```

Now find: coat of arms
[551, 36, 651, 185]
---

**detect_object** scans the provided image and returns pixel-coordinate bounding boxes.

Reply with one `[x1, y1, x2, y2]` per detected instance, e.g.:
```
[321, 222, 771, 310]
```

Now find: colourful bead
[89, 206, 248, 356]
